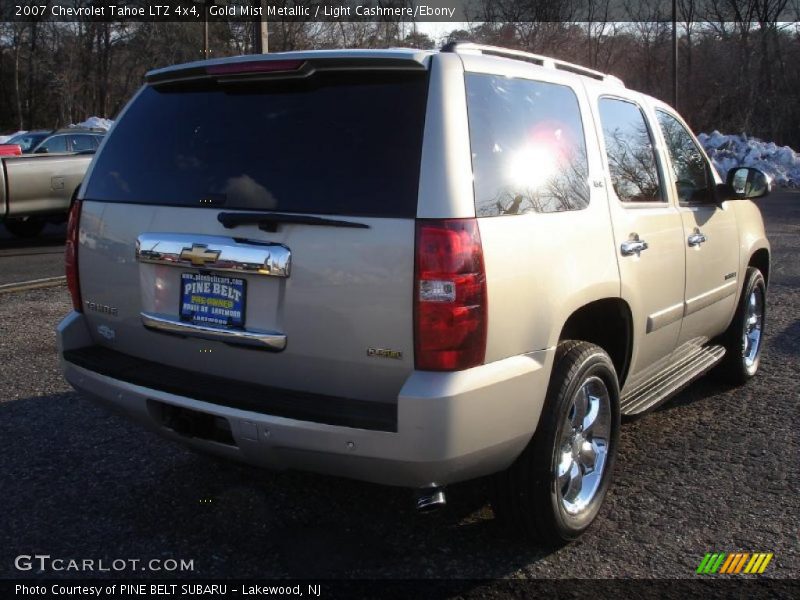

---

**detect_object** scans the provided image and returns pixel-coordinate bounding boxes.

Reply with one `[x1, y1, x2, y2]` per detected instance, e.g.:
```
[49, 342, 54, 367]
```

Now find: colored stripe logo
[697, 552, 773, 574]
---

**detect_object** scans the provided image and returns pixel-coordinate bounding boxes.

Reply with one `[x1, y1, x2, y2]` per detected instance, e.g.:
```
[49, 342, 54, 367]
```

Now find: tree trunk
[13, 26, 24, 130]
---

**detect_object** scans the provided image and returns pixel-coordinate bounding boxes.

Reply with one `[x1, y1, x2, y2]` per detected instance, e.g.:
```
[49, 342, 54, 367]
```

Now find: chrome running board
[620, 343, 726, 415]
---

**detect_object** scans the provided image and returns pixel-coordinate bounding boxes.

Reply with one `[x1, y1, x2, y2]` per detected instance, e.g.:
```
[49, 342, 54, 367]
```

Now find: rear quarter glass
[83, 70, 429, 218]
[465, 73, 590, 216]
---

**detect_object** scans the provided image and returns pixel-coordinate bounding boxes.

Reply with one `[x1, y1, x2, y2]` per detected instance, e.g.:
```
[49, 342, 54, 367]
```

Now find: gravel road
[0, 223, 65, 286]
[0, 193, 797, 582]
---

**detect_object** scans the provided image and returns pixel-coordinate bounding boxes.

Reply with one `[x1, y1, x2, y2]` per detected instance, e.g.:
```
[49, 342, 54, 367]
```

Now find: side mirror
[34, 147, 49, 154]
[726, 167, 772, 199]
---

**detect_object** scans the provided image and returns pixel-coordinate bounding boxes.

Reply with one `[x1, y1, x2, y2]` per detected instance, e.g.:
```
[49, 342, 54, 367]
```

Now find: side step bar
[620, 344, 726, 415]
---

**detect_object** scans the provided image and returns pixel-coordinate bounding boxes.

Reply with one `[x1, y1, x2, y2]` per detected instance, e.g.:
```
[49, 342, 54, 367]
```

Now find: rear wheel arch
[558, 298, 633, 389]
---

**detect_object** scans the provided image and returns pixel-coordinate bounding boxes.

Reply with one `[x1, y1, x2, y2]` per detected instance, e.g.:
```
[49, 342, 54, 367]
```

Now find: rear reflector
[414, 219, 487, 371]
[65, 200, 82, 312]
[206, 60, 304, 76]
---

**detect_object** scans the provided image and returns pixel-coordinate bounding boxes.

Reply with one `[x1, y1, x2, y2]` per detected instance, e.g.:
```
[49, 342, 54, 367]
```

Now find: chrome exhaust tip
[415, 487, 446, 513]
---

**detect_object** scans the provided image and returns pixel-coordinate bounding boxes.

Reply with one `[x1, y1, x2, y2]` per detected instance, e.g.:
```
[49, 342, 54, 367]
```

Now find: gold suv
[58, 43, 771, 544]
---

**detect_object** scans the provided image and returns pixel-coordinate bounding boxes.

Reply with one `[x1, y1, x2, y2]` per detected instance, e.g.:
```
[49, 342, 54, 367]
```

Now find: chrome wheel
[742, 288, 764, 368]
[555, 376, 611, 516]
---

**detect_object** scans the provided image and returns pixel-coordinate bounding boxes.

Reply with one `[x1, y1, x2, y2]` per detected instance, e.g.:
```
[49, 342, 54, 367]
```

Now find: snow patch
[699, 131, 800, 188]
[70, 116, 114, 131]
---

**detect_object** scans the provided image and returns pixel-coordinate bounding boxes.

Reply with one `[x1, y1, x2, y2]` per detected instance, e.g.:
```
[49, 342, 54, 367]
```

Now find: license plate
[179, 273, 246, 329]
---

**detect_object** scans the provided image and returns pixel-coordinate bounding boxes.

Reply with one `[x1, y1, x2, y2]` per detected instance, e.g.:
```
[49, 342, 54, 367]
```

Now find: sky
[414, 21, 469, 44]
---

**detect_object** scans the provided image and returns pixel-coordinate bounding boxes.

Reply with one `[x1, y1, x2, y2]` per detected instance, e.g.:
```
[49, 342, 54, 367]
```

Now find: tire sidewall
[740, 270, 766, 378]
[540, 347, 621, 539]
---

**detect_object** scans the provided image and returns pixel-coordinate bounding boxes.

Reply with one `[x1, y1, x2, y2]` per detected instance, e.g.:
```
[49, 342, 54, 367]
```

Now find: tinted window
[84, 72, 428, 217]
[8, 132, 48, 152]
[466, 74, 589, 216]
[69, 134, 98, 152]
[656, 110, 712, 203]
[598, 98, 664, 203]
[37, 135, 68, 153]
[69, 134, 97, 152]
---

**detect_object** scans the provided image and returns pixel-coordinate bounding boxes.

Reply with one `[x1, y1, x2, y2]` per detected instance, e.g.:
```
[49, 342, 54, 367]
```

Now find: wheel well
[559, 299, 633, 388]
[748, 249, 770, 286]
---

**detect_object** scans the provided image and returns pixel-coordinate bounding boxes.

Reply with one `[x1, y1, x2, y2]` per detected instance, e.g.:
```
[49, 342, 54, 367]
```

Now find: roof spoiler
[146, 52, 430, 87]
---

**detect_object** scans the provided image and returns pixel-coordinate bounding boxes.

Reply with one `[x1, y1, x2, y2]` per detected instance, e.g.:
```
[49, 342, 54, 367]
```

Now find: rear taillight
[0, 144, 21, 156]
[65, 200, 82, 312]
[414, 219, 487, 371]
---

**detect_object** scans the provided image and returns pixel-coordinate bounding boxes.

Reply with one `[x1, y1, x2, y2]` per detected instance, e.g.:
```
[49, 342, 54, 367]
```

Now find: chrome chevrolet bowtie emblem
[179, 244, 221, 266]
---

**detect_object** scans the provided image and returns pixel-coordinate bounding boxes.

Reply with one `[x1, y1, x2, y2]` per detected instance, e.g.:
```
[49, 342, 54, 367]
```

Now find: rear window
[83, 71, 429, 218]
[466, 73, 590, 216]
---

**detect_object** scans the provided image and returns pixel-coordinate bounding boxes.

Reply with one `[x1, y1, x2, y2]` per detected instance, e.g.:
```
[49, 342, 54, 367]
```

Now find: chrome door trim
[136, 233, 291, 278]
[141, 312, 287, 351]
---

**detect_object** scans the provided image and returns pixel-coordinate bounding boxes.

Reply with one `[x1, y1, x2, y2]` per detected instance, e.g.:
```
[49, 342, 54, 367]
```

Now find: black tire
[492, 341, 620, 545]
[715, 267, 766, 385]
[5, 218, 46, 238]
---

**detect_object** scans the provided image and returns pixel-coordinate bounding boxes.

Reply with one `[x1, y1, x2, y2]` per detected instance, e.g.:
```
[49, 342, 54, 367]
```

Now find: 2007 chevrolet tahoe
[58, 44, 771, 544]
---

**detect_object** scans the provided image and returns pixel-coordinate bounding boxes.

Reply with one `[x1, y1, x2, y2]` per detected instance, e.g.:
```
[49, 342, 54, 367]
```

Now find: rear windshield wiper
[217, 211, 369, 232]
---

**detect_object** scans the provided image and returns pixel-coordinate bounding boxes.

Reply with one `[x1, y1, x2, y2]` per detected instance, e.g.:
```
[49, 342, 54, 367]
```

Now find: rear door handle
[687, 232, 707, 247]
[621, 236, 649, 257]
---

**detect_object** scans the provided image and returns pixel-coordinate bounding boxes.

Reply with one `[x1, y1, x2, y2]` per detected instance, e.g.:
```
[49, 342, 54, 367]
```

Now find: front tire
[492, 341, 620, 544]
[715, 267, 766, 385]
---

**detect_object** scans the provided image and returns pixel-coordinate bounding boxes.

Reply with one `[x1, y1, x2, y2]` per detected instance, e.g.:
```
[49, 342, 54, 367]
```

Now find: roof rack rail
[54, 126, 106, 134]
[440, 42, 624, 87]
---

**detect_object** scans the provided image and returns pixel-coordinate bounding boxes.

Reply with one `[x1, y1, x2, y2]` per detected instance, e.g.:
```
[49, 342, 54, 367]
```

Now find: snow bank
[699, 131, 800, 188]
[71, 116, 114, 131]
[0, 130, 27, 144]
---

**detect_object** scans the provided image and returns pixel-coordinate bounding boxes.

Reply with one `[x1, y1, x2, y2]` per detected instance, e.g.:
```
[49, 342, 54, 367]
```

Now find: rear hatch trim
[136, 233, 291, 278]
[140, 312, 286, 351]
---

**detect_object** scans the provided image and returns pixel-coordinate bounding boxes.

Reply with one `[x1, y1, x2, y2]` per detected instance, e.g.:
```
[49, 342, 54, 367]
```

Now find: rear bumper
[58, 311, 552, 488]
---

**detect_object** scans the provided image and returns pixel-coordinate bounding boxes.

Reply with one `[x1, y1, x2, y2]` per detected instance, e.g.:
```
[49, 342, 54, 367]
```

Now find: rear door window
[598, 98, 664, 203]
[466, 73, 590, 216]
[83, 71, 429, 218]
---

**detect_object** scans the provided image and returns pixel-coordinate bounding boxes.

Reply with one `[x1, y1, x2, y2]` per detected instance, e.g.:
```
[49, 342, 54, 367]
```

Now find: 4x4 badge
[367, 348, 403, 360]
